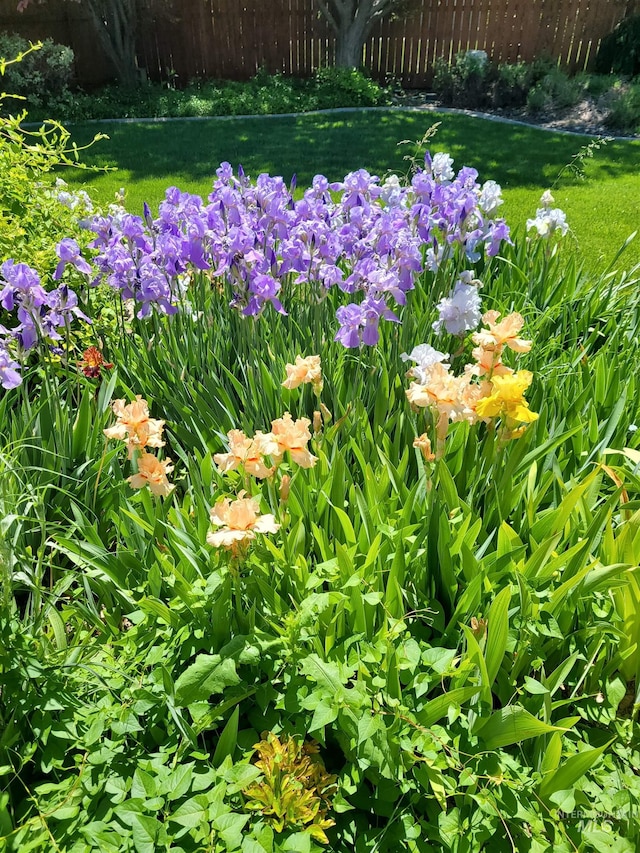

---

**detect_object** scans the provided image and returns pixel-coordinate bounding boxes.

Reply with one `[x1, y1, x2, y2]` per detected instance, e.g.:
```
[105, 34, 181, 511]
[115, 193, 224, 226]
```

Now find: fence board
[0, 0, 638, 90]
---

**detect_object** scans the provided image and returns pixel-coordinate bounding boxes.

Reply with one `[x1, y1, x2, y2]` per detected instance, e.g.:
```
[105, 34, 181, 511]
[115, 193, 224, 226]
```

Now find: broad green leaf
[282, 832, 312, 852]
[523, 676, 549, 695]
[46, 605, 67, 652]
[300, 654, 351, 695]
[138, 596, 181, 628]
[331, 502, 357, 545]
[169, 794, 209, 828]
[476, 705, 565, 749]
[416, 687, 479, 728]
[540, 732, 562, 775]
[242, 839, 268, 853]
[385, 541, 406, 620]
[174, 655, 240, 706]
[437, 460, 459, 509]
[71, 388, 92, 460]
[539, 738, 614, 799]
[131, 768, 157, 800]
[130, 814, 161, 853]
[167, 763, 195, 801]
[213, 812, 249, 850]
[48, 804, 80, 821]
[461, 625, 491, 705]
[309, 700, 338, 733]
[485, 586, 511, 686]
[496, 522, 523, 558]
[212, 707, 239, 767]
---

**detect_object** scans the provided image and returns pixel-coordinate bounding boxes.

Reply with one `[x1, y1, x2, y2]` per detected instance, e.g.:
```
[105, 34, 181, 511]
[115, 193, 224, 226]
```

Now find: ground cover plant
[2, 81, 640, 851]
[60, 111, 640, 272]
[10, 64, 390, 124]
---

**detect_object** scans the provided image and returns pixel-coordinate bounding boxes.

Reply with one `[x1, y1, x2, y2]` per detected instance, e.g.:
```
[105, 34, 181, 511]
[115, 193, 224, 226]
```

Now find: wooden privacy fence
[0, 0, 639, 89]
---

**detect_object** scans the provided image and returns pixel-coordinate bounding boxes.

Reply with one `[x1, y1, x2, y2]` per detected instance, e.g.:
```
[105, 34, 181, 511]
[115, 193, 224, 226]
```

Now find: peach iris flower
[470, 345, 514, 378]
[405, 363, 471, 422]
[413, 433, 436, 462]
[282, 355, 323, 393]
[472, 311, 532, 353]
[270, 413, 318, 468]
[475, 371, 539, 425]
[214, 429, 278, 479]
[207, 492, 280, 550]
[128, 451, 174, 497]
[104, 396, 165, 458]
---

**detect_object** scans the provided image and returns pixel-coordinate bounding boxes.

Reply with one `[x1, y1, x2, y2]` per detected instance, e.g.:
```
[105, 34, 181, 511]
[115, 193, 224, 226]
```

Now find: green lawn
[63, 110, 640, 271]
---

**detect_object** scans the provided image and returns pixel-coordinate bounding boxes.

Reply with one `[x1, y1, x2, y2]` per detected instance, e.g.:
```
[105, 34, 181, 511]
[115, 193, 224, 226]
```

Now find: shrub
[24, 68, 390, 122]
[491, 62, 531, 107]
[432, 50, 492, 108]
[0, 105, 102, 270]
[312, 66, 388, 108]
[526, 67, 582, 113]
[580, 71, 624, 100]
[595, 14, 640, 77]
[605, 81, 640, 133]
[0, 31, 74, 109]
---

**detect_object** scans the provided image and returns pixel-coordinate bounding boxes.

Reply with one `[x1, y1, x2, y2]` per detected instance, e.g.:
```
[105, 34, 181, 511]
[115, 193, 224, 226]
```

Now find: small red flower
[78, 346, 113, 378]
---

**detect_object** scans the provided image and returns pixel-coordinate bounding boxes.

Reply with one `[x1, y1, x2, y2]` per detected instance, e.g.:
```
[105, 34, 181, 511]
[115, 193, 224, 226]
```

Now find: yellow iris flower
[475, 371, 538, 424]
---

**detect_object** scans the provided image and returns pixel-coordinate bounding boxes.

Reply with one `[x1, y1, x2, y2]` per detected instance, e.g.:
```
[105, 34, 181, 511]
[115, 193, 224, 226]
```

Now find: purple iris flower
[46, 285, 91, 328]
[78, 156, 512, 346]
[0, 345, 21, 390]
[53, 238, 93, 280]
[486, 220, 512, 256]
[361, 296, 400, 346]
[335, 303, 365, 348]
[243, 273, 286, 316]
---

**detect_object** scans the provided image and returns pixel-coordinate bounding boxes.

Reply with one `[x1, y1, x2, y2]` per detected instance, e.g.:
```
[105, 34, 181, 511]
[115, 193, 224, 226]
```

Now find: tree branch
[315, 0, 339, 33]
[369, 0, 404, 21]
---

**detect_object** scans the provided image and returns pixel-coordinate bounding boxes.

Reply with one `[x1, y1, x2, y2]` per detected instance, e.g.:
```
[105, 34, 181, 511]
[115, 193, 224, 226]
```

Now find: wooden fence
[0, 0, 638, 89]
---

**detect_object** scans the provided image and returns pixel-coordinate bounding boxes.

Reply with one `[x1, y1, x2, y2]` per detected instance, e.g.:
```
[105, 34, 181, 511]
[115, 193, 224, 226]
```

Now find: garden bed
[2, 109, 640, 850]
[391, 89, 636, 138]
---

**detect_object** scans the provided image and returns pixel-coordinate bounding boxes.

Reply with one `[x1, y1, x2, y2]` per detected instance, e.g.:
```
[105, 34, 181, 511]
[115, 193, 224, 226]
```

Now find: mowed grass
[62, 109, 640, 271]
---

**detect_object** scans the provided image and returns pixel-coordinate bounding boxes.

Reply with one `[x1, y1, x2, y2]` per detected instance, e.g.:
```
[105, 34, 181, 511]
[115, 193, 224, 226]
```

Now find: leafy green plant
[491, 61, 531, 107]
[312, 67, 388, 108]
[24, 68, 391, 124]
[0, 31, 74, 111]
[606, 81, 640, 134]
[242, 733, 336, 842]
[432, 51, 493, 109]
[527, 67, 583, 114]
[0, 43, 107, 270]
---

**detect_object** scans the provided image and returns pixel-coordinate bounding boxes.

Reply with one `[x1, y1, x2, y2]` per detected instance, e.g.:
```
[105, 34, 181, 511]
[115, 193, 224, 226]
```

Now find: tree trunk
[335, 22, 368, 68]
[317, 0, 386, 69]
[86, 0, 139, 86]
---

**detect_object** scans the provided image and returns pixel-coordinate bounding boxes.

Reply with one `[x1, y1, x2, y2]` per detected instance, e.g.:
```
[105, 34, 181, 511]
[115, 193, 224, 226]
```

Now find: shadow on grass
[63, 110, 640, 198]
